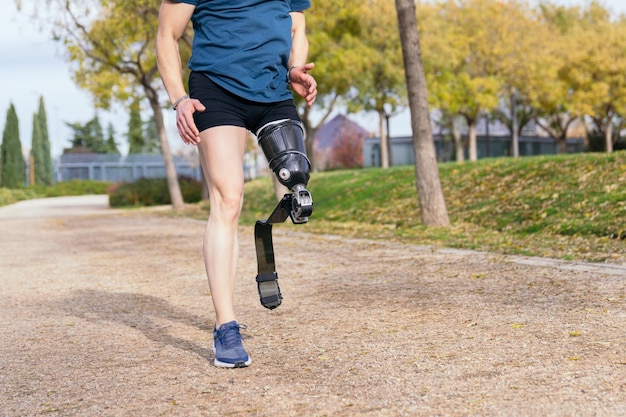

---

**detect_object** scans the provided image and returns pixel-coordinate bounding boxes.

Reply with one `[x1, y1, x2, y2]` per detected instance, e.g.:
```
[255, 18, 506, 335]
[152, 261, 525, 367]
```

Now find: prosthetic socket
[254, 120, 313, 310]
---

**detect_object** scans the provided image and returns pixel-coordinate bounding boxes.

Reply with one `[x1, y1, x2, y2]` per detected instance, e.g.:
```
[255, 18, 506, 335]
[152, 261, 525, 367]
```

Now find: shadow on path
[57, 289, 215, 360]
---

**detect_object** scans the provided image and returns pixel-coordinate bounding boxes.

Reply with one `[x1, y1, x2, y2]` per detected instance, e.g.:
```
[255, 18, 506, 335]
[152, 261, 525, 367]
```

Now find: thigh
[197, 126, 248, 199]
[189, 72, 248, 132]
[253, 99, 301, 134]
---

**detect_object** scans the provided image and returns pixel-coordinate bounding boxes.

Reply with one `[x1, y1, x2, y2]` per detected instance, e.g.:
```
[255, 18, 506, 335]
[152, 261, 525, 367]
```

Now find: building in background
[313, 115, 370, 171]
[314, 114, 585, 169]
[53, 152, 206, 183]
[51, 113, 587, 183]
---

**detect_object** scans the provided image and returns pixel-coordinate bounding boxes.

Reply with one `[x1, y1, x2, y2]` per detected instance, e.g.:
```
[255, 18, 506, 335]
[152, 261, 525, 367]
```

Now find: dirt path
[1, 196, 625, 417]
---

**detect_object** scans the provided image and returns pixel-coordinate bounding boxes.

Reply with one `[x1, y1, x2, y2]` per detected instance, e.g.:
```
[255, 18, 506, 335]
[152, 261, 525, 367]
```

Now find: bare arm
[288, 11, 317, 108]
[156, 0, 205, 144]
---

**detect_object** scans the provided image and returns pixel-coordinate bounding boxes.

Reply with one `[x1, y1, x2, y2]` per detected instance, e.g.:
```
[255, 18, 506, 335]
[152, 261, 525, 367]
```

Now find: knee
[210, 190, 243, 224]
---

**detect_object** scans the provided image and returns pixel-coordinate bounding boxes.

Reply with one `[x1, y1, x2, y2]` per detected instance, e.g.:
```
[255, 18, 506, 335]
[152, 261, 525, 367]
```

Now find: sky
[1, 0, 625, 158]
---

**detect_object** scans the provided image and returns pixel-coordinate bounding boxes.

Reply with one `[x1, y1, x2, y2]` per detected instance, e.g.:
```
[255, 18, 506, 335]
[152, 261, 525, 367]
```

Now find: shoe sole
[213, 357, 252, 368]
[212, 344, 252, 368]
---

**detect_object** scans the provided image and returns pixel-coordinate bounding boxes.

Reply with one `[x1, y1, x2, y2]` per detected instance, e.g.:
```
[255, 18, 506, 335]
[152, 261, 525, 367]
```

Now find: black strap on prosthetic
[254, 194, 304, 310]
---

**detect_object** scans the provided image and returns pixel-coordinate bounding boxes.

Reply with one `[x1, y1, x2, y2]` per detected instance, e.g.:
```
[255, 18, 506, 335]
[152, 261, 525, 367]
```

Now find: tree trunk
[29, 154, 35, 186]
[452, 119, 464, 163]
[535, 114, 577, 154]
[395, 0, 449, 227]
[557, 134, 568, 154]
[605, 121, 614, 153]
[379, 109, 389, 168]
[511, 93, 519, 158]
[468, 122, 478, 161]
[145, 84, 184, 211]
[385, 112, 393, 166]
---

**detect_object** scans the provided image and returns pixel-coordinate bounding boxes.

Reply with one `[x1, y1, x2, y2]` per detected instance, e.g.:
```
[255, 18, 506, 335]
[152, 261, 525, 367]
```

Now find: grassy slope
[236, 151, 625, 263]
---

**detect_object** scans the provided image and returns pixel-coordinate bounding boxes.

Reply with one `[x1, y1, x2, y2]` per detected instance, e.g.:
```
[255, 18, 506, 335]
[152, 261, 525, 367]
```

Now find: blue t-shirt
[177, 0, 311, 103]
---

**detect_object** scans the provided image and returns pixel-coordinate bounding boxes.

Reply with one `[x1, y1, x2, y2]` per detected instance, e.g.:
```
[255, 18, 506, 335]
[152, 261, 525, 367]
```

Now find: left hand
[289, 63, 317, 108]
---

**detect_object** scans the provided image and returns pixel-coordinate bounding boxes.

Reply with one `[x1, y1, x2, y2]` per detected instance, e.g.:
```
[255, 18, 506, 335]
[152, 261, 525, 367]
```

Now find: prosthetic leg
[254, 120, 313, 310]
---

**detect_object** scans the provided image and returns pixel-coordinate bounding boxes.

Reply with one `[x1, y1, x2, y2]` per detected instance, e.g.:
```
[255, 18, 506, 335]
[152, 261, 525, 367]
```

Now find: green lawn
[231, 151, 625, 263]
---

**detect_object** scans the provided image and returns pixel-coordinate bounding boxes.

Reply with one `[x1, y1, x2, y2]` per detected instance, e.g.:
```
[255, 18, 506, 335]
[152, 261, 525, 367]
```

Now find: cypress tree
[37, 97, 53, 185]
[1, 104, 26, 188]
[66, 115, 107, 153]
[105, 122, 120, 154]
[66, 121, 89, 151]
[87, 115, 106, 153]
[144, 116, 160, 154]
[31, 112, 44, 185]
[127, 100, 144, 154]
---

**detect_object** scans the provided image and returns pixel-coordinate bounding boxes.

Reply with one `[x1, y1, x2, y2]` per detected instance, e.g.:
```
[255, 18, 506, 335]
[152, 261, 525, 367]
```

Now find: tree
[30, 112, 43, 184]
[419, 0, 500, 162]
[143, 116, 160, 154]
[484, 0, 552, 157]
[105, 122, 120, 154]
[560, 2, 626, 153]
[127, 100, 144, 154]
[352, 0, 407, 168]
[38, 97, 53, 184]
[31, 110, 42, 184]
[65, 115, 107, 153]
[1, 104, 26, 188]
[304, 0, 372, 166]
[532, 2, 584, 153]
[330, 124, 365, 169]
[435, 110, 466, 163]
[128, 100, 159, 154]
[25, 0, 187, 209]
[395, 0, 450, 227]
[30, 96, 54, 185]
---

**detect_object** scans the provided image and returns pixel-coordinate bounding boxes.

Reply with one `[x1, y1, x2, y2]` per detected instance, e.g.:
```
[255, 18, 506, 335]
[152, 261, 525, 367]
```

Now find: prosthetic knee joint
[257, 120, 313, 221]
[253, 120, 313, 310]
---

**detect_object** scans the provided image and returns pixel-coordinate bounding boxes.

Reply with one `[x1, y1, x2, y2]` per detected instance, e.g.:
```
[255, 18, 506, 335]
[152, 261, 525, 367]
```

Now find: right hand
[175, 98, 206, 145]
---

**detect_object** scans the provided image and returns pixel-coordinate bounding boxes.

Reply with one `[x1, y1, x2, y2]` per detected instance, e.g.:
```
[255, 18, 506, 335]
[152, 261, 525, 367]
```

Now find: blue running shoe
[213, 321, 251, 368]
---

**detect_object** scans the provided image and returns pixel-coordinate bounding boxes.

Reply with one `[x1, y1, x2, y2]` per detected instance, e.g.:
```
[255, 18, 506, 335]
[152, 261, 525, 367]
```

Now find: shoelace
[218, 324, 245, 349]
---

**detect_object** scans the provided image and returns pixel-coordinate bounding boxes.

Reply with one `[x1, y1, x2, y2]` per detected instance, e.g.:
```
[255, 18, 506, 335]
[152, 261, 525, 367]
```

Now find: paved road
[0, 196, 624, 417]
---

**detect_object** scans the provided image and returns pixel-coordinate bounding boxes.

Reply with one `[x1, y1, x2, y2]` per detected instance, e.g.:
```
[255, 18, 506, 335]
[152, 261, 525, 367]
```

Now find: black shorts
[188, 71, 300, 134]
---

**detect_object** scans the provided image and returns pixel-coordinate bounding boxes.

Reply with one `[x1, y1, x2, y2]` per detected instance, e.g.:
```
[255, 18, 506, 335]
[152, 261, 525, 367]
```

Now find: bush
[32, 180, 111, 197]
[108, 176, 203, 207]
[0, 187, 40, 207]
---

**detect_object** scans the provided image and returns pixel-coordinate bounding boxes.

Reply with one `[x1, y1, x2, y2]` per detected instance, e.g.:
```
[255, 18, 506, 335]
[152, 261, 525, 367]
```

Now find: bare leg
[196, 126, 247, 328]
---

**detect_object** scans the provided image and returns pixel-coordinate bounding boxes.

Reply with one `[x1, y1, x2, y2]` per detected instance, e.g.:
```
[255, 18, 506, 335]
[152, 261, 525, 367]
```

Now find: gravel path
[1, 195, 625, 417]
